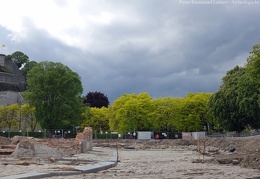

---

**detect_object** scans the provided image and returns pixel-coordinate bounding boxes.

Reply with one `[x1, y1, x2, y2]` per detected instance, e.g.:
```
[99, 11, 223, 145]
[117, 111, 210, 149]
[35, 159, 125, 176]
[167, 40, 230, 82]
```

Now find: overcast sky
[1, 0, 260, 103]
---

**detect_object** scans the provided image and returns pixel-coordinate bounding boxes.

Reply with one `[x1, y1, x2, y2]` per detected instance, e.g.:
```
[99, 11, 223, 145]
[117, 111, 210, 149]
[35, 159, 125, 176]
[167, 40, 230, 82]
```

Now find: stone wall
[0, 91, 24, 106]
[0, 72, 26, 85]
[2, 58, 22, 75]
[0, 54, 26, 92]
[0, 54, 5, 67]
[0, 72, 26, 91]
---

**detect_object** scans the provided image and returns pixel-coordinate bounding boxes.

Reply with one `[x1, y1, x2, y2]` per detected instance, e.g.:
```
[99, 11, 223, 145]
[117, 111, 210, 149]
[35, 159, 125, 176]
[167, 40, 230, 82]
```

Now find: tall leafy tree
[82, 107, 110, 132]
[208, 66, 246, 132]
[6, 51, 29, 68]
[236, 44, 260, 129]
[25, 61, 84, 131]
[208, 44, 260, 132]
[237, 73, 259, 129]
[21, 61, 38, 76]
[153, 97, 179, 132]
[246, 44, 260, 82]
[83, 91, 109, 108]
[20, 104, 38, 132]
[0, 104, 19, 130]
[207, 91, 226, 132]
[166, 98, 183, 132]
[109, 93, 153, 134]
[178, 93, 212, 132]
[246, 44, 260, 106]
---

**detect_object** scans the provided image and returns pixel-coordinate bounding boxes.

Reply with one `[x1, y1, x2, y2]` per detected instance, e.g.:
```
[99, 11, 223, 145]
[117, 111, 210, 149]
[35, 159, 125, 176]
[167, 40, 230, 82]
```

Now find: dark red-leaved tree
[83, 91, 109, 108]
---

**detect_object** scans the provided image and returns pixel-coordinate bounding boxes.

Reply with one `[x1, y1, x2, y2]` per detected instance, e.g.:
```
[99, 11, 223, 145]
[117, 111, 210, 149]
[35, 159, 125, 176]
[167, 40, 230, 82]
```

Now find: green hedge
[0, 131, 77, 138]
[0, 131, 119, 139]
[64, 133, 77, 138]
[95, 133, 118, 139]
[27, 132, 45, 138]
[0, 131, 23, 138]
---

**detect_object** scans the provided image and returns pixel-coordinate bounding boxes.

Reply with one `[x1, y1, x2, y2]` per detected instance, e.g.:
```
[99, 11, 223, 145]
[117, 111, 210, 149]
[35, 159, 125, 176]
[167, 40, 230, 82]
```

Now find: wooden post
[203, 139, 206, 162]
[197, 133, 200, 161]
[116, 139, 119, 162]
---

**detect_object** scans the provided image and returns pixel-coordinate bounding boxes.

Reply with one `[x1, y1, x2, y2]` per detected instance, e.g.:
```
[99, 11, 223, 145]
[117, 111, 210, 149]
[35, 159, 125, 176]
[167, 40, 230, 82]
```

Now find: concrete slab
[0, 148, 118, 178]
[48, 171, 82, 176]
[0, 172, 51, 179]
[108, 151, 118, 162]
[74, 161, 116, 173]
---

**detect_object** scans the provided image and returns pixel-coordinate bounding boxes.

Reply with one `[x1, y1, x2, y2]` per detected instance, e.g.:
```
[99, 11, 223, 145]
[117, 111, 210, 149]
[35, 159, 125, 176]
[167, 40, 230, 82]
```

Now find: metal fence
[207, 131, 260, 138]
[1, 129, 259, 139]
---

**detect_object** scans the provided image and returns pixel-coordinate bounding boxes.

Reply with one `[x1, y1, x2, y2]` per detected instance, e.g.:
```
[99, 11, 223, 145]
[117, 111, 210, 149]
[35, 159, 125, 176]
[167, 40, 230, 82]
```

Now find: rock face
[0, 91, 24, 106]
[0, 54, 26, 106]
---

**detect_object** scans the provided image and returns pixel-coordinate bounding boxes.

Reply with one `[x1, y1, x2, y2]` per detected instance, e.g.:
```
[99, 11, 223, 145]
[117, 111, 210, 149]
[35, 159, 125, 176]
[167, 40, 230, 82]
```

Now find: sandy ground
[1, 136, 260, 179]
[51, 147, 260, 179]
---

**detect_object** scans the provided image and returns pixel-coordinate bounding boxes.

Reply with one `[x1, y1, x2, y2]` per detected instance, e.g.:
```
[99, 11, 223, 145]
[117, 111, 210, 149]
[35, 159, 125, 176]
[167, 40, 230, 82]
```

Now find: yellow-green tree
[0, 106, 3, 128]
[152, 97, 182, 131]
[0, 104, 20, 130]
[178, 93, 212, 132]
[84, 91, 214, 134]
[82, 107, 109, 132]
[109, 93, 153, 135]
[20, 104, 37, 132]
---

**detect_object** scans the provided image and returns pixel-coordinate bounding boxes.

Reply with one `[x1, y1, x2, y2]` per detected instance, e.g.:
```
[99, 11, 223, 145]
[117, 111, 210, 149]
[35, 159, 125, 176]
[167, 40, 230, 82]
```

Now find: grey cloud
[2, 1, 260, 103]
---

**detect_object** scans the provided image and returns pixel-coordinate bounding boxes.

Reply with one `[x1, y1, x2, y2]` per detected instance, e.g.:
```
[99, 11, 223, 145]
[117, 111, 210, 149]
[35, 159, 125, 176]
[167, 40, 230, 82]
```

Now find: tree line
[0, 43, 259, 135]
[83, 92, 212, 135]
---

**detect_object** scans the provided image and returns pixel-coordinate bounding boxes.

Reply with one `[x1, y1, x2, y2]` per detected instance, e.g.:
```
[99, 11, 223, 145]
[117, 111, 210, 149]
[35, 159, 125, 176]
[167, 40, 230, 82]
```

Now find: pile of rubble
[0, 136, 81, 159]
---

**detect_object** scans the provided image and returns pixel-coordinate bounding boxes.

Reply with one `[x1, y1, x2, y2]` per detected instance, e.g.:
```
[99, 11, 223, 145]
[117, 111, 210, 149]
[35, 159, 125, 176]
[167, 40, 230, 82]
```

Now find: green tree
[0, 104, 19, 130]
[82, 107, 109, 132]
[207, 91, 224, 132]
[152, 97, 180, 132]
[208, 43, 260, 132]
[246, 44, 260, 83]
[21, 61, 38, 76]
[6, 51, 29, 68]
[208, 66, 246, 132]
[246, 44, 260, 106]
[24, 61, 84, 132]
[166, 98, 183, 132]
[178, 93, 212, 132]
[237, 73, 259, 129]
[236, 44, 260, 129]
[20, 104, 38, 132]
[109, 93, 153, 135]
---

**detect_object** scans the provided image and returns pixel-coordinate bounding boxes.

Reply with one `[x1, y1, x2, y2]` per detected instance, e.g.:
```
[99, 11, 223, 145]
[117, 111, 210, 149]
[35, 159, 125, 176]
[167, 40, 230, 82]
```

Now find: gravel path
[52, 148, 260, 179]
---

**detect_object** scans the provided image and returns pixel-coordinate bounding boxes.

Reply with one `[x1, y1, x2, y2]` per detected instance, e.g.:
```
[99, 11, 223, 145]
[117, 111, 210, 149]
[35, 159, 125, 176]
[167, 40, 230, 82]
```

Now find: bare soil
[0, 135, 259, 178]
[95, 135, 260, 170]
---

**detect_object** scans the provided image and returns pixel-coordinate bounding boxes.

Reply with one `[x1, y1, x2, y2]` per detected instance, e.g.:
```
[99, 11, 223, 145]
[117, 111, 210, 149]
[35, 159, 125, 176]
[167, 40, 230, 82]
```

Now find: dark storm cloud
[1, 1, 260, 102]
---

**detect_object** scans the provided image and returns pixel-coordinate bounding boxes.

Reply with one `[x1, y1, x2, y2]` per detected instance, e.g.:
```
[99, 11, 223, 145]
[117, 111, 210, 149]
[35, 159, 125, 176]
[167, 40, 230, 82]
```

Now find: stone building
[0, 54, 26, 106]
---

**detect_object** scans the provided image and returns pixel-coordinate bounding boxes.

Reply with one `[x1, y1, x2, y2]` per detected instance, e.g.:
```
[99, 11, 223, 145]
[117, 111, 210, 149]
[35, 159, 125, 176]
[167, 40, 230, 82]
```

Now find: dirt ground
[94, 135, 260, 170]
[0, 135, 260, 178]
